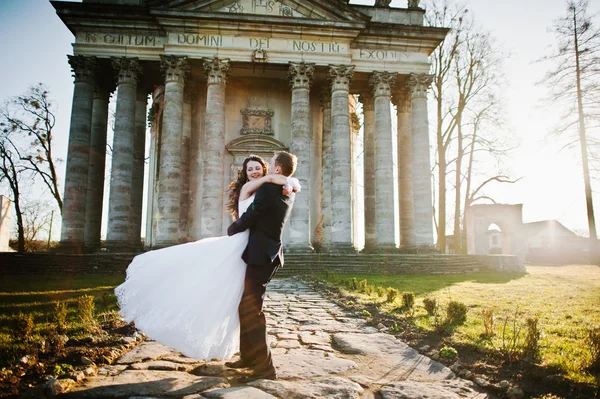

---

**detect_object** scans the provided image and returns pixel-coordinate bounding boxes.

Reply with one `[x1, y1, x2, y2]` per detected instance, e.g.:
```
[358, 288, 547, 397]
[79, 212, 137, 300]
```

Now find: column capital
[406, 73, 433, 99]
[111, 57, 141, 86]
[93, 84, 110, 101]
[358, 92, 374, 111]
[392, 87, 411, 113]
[288, 62, 315, 90]
[320, 88, 331, 110]
[328, 65, 355, 92]
[203, 57, 230, 85]
[68, 55, 97, 84]
[369, 71, 397, 98]
[160, 55, 190, 84]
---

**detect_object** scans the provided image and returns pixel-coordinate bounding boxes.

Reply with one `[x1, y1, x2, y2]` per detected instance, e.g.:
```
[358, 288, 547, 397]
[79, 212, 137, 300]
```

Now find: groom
[226, 151, 297, 381]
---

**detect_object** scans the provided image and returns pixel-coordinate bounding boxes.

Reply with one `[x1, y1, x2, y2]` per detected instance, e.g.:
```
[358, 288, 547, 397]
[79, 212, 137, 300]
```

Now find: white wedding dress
[115, 195, 254, 361]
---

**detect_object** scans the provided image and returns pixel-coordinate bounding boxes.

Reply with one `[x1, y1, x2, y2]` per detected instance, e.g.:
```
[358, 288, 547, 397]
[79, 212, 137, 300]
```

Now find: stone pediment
[226, 135, 288, 157]
[153, 0, 369, 22]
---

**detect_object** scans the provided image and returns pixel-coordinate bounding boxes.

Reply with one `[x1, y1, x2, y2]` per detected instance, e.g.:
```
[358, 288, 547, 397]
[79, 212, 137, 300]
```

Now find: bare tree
[0, 128, 27, 252]
[538, 0, 600, 240]
[18, 200, 55, 252]
[450, 28, 507, 253]
[425, 0, 516, 253]
[424, 0, 467, 252]
[1, 84, 63, 213]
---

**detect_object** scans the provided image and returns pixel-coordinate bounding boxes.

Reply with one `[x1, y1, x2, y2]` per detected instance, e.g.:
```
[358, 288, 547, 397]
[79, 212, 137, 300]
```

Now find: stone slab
[129, 360, 192, 372]
[379, 380, 496, 399]
[251, 377, 363, 399]
[201, 386, 277, 398]
[116, 341, 179, 364]
[332, 333, 453, 382]
[59, 370, 228, 398]
[273, 349, 357, 379]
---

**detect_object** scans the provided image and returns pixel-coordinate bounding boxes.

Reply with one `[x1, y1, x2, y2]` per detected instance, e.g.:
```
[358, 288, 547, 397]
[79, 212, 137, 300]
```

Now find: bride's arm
[239, 174, 289, 200]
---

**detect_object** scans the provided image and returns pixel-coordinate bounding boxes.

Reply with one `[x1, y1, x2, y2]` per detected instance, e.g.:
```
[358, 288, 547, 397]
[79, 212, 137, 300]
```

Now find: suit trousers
[238, 262, 279, 373]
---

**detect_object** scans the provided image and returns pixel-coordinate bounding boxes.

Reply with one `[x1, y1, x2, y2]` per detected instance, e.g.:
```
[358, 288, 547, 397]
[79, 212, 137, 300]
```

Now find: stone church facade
[54, 0, 447, 253]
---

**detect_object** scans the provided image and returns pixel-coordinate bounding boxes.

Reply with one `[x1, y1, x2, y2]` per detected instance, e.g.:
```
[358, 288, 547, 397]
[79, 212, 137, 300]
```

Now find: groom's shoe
[225, 359, 252, 369]
[239, 368, 276, 383]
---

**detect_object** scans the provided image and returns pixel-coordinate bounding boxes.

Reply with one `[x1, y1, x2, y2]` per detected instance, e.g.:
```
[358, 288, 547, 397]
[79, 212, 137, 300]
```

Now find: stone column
[407, 73, 434, 246]
[145, 86, 165, 248]
[394, 87, 415, 248]
[359, 92, 376, 251]
[287, 62, 315, 252]
[129, 87, 148, 249]
[327, 65, 355, 252]
[106, 57, 141, 249]
[370, 71, 397, 250]
[200, 57, 230, 237]
[180, 84, 194, 241]
[320, 89, 332, 250]
[155, 56, 189, 246]
[83, 83, 109, 252]
[60, 55, 96, 252]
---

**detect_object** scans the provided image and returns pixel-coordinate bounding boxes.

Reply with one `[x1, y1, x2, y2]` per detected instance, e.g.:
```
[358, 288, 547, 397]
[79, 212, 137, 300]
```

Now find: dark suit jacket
[227, 182, 295, 268]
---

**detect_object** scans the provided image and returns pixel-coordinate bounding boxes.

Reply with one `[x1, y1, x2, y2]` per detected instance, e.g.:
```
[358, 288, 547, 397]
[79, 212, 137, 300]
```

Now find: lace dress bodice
[238, 194, 254, 216]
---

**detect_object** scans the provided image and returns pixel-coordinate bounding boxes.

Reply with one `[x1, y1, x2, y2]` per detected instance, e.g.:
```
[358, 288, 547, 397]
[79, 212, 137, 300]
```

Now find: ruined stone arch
[465, 204, 527, 259]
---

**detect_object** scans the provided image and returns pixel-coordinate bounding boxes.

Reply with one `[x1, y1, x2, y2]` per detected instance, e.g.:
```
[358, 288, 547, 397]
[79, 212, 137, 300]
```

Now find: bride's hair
[226, 154, 268, 219]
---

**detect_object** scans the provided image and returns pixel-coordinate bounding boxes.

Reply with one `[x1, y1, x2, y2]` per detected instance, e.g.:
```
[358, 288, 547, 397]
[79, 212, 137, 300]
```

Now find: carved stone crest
[374, 0, 392, 7]
[408, 0, 421, 8]
[240, 108, 274, 135]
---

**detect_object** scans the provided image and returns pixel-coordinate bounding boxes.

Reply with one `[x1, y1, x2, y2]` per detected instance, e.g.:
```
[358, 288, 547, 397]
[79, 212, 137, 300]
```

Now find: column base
[103, 240, 144, 253]
[397, 245, 439, 254]
[326, 243, 357, 254]
[370, 244, 399, 254]
[55, 240, 85, 254]
[285, 244, 314, 254]
[84, 241, 102, 254]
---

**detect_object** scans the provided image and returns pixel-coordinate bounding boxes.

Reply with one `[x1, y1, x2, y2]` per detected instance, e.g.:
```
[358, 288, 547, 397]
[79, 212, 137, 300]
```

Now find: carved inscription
[221, 0, 297, 17]
[81, 33, 162, 47]
[249, 38, 270, 49]
[355, 49, 407, 61]
[292, 40, 342, 53]
[177, 34, 223, 47]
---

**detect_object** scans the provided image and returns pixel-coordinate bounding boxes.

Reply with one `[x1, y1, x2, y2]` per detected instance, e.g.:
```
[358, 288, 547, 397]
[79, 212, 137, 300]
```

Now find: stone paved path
[61, 278, 495, 398]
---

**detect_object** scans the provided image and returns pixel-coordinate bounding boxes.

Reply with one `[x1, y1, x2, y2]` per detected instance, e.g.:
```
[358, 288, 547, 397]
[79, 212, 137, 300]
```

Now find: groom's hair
[273, 151, 297, 177]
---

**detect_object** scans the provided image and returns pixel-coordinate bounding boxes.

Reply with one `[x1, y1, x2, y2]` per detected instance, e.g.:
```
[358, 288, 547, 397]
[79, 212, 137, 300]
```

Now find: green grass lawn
[0, 275, 125, 367]
[321, 265, 600, 388]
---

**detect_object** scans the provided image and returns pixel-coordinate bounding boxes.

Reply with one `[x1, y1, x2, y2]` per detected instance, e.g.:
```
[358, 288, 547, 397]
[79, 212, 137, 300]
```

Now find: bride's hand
[269, 174, 289, 186]
[282, 184, 293, 196]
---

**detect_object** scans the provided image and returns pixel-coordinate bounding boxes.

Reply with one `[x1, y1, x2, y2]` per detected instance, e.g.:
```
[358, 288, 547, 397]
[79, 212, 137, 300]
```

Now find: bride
[115, 154, 299, 360]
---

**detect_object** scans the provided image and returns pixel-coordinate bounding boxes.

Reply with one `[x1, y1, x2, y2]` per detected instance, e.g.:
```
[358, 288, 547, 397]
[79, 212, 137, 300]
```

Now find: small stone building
[53, 0, 447, 253]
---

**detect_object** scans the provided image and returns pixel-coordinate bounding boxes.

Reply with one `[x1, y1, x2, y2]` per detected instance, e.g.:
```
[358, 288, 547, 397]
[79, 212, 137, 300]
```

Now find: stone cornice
[154, 0, 371, 23]
[151, 11, 365, 38]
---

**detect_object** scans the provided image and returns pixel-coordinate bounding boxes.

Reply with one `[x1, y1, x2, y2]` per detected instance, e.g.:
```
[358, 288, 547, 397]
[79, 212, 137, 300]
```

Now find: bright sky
[0, 0, 598, 237]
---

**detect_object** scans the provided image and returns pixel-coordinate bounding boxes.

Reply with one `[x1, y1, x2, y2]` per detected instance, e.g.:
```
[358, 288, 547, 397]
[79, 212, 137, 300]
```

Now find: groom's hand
[227, 222, 238, 236]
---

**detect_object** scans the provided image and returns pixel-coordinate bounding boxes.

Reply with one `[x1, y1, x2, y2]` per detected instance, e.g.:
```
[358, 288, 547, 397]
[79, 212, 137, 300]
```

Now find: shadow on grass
[0, 275, 125, 293]
[324, 272, 526, 296]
